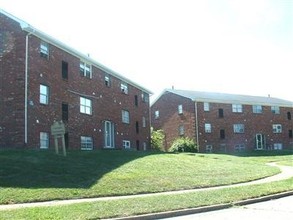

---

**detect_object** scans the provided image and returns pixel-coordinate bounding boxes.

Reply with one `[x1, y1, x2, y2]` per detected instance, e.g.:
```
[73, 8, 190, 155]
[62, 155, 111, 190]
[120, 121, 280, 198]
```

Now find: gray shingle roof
[164, 89, 293, 107]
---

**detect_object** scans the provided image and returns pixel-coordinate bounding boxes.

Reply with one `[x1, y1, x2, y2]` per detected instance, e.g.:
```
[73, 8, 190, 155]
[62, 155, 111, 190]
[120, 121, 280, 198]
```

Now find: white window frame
[273, 124, 282, 133]
[121, 82, 128, 94]
[232, 104, 243, 113]
[206, 145, 213, 153]
[80, 97, 92, 115]
[179, 125, 184, 135]
[40, 41, 49, 58]
[122, 110, 130, 124]
[105, 75, 111, 87]
[81, 136, 93, 150]
[40, 84, 49, 104]
[233, 124, 244, 133]
[155, 110, 159, 119]
[253, 105, 262, 113]
[271, 106, 280, 114]
[79, 61, 92, 78]
[123, 140, 131, 149]
[142, 116, 146, 128]
[204, 102, 210, 111]
[40, 132, 49, 149]
[141, 92, 149, 102]
[178, 104, 183, 114]
[273, 143, 283, 150]
[205, 123, 212, 133]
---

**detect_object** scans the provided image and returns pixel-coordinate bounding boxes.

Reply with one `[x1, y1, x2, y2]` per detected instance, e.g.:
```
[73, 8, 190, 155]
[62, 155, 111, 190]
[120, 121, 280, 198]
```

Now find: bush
[151, 129, 165, 151]
[168, 137, 197, 153]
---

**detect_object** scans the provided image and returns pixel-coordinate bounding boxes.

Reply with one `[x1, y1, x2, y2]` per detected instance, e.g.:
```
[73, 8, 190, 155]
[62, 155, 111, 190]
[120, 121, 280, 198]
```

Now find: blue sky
[1, 0, 292, 102]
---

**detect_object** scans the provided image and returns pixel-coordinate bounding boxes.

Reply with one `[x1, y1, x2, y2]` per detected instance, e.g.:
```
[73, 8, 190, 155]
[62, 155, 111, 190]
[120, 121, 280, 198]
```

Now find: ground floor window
[273, 143, 283, 150]
[81, 136, 93, 150]
[123, 140, 131, 149]
[234, 144, 245, 152]
[40, 132, 49, 149]
[206, 145, 213, 153]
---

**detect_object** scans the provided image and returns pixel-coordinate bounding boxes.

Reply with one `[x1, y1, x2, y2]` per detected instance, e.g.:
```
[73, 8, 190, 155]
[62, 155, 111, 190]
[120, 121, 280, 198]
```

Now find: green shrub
[151, 129, 165, 151]
[168, 137, 197, 153]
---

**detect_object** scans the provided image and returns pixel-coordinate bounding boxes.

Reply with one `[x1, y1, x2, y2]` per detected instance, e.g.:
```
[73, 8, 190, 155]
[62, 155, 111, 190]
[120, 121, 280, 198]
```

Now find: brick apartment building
[151, 89, 293, 153]
[0, 10, 152, 150]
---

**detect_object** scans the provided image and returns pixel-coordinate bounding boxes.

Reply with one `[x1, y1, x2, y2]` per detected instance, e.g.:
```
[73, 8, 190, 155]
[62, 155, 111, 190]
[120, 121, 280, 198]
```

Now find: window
[121, 82, 128, 94]
[105, 75, 111, 87]
[155, 110, 159, 119]
[178, 104, 183, 114]
[273, 124, 282, 133]
[40, 41, 49, 58]
[136, 121, 139, 134]
[134, 95, 138, 106]
[273, 143, 283, 150]
[232, 104, 242, 113]
[142, 117, 146, 128]
[218, 108, 224, 118]
[136, 140, 140, 150]
[206, 145, 213, 153]
[204, 102, 210, 111]
[288, 112, 292, 120]
[271, 106, 280, 114]
[235, 144, 245, 152]
[79, 61, 91, 78]
[253, 105, 262, 113]
[220, 129, 225, 139]
[122, 110, 130, 124]
[80, 136, 93, 150]
[62, 61, 68, 79]
[289, 130, 293, 138]
[205, 123, 211, 133]
[179, 125, 184, 135]
[62, 103, 68, 121]
[40, 84, 49, 104]
[80, 97, 92, 115]
[142, 92, 149, 102]
[233, 124, 244, 133]
[123, 140, 131, 149]
[40, 132, 49, 149]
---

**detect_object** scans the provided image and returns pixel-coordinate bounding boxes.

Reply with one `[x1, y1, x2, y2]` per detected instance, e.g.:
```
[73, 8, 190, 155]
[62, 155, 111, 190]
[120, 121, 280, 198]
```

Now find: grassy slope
[0, 150, 291, 204]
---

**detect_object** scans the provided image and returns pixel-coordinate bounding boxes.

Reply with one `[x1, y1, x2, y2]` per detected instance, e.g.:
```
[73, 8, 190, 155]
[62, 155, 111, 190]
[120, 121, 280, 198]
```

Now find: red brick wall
[0, 13, 151, 150]
[151, 91, 293, 152]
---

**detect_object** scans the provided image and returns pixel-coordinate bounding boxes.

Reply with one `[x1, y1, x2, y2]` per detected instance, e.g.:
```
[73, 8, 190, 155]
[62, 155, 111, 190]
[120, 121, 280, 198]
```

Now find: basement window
[81, 136, 93, 150]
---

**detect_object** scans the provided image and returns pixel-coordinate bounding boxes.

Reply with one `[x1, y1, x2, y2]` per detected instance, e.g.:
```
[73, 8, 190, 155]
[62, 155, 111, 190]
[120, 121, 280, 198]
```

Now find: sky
[1, 0, 293, 102]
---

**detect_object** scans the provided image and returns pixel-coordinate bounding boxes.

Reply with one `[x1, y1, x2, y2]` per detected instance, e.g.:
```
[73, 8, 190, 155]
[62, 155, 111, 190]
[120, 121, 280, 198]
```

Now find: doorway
[255, 133, 265, 150]
[104, 121, 115, 148]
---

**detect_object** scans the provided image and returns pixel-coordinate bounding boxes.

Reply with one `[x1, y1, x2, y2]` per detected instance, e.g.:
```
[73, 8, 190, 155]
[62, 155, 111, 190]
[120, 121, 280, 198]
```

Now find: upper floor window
[233, 124, 244, 133]
[272, 124, 282, 133]
[289, 129, 293, 138]
[62, 103, 68, 121]
[232, 104, 243, 113]
[135, 121, 139, 134]
[80, 97, 92, 115]
[142, 92, 149, 102]
[204, 102, 210, 111]
[178, 104, 183, 114]
[105, 75, 111, 87]
[253, 105, 262, 114]
[79, 61, 92, 78]
[205, 123, 211, 133]
[288, 112, 292, 120]
[142, 117, 146, 128]
[121, 82, 128, 94]
[134, 95, 138, 106]
[40, 41, 49, 58]
[122, 110, 130, 124]
[271, 106, 280, 114]
[155, 110, 160, 119]
[81, 136, 93, 150]
[220, 129, 225, 139]
[40, 84, 49, 105]
[62, 61, 68, 79]
[218, 108, 224, 118]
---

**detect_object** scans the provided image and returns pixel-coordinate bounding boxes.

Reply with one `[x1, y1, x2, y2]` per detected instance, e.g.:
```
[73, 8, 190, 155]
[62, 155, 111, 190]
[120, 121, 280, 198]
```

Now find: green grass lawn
[0, 149, 291, 205]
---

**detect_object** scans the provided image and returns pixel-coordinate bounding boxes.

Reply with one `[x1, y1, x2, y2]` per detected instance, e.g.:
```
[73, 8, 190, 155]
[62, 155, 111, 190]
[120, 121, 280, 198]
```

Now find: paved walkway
[0, 163, 292, 210]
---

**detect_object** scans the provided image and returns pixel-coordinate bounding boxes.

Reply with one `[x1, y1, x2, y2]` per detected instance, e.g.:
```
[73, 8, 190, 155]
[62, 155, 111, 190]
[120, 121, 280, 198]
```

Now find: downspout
[25, 32, 32, 145]
[194, 101, 199, 151]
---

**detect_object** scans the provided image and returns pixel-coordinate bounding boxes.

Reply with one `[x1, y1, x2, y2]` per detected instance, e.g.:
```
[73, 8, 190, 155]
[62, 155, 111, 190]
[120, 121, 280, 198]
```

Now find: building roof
[0, 9, 153, 95]
[160, 89, 293, 107]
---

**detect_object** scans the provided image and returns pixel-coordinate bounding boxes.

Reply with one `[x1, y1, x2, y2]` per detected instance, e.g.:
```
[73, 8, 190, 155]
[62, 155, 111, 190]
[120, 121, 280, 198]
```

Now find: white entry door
[104, 121, 115, 148]
[255, 133, 265, 150]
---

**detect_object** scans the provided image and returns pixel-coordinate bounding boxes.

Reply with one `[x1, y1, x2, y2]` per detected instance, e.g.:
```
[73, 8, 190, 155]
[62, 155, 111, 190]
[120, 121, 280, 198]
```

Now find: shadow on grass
[0, 149, 161, 189]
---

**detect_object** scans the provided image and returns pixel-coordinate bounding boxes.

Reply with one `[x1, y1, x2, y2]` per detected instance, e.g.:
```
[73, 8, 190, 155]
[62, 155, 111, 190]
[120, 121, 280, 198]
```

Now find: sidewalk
[0, 163, 292, 211]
